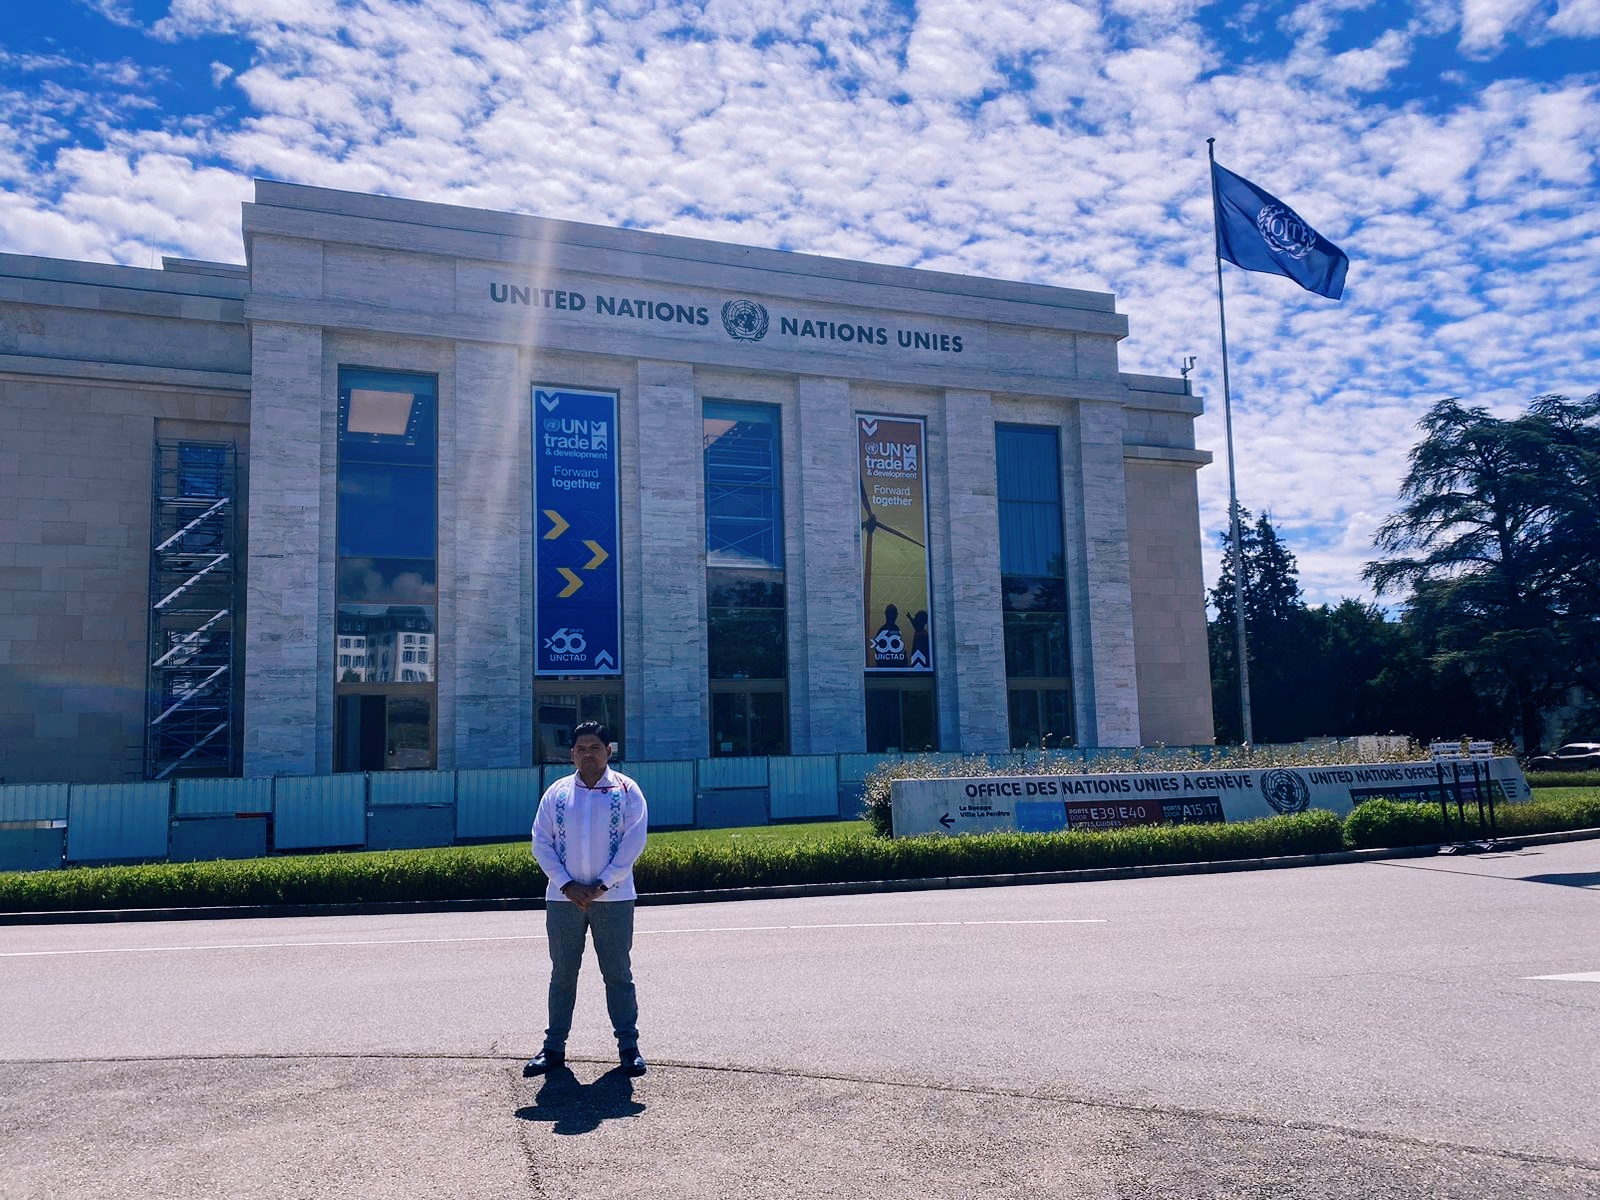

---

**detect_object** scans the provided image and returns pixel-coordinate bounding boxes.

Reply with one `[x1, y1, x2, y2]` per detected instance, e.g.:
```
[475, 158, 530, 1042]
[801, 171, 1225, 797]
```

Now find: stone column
[942, 389, 1008, 752]
[793, 376, 864, 754]
[449, 341, 525, 769]
[1065, 397, 1141, 746]
[243, 321, 324, 776]
[630, 360, 706, 760]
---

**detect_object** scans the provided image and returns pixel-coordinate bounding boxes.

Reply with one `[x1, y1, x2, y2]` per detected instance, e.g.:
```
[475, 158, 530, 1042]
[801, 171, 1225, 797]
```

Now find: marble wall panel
[794, 376, 863, 754]
[942, 389, 1009, 752]
[243, 322, 323, 776]
[1072, 398, 1141, 746]
[452, 342, 525, 767]
[633, 360, 706, 760]
[1125, 459, 1215, 746]
[251, 236, 323, 302]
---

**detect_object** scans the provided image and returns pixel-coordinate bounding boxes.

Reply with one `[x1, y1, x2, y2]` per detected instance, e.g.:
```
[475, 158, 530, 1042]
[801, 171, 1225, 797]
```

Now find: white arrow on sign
[860, 418, 878, 436]
[593, 650, 616, 669]
[538, 392, 560, 411]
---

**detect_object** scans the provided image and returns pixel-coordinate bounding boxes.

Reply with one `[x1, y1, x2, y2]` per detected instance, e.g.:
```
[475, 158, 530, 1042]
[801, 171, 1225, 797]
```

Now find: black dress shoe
[522, 1049, 564, 1076]
[619, 1046, 647, 1076]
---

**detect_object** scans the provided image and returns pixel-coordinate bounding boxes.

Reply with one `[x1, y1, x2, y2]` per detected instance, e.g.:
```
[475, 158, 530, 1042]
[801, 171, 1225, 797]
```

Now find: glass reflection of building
[333, 368, 439, 772]
[996, 424, 1074, 748]
[704, 400, 788, 757]
[336, 607, 436, 684]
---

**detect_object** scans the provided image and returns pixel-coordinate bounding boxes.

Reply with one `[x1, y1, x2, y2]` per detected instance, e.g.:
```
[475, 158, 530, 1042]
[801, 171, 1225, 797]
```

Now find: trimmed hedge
[1, 809, 1344, 914]
[2, 790, 1594, 915]
[1342, 791, 1600, 849]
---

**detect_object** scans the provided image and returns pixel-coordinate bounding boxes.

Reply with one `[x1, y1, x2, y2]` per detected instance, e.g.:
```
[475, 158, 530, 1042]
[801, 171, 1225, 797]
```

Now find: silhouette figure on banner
[872, 604, 907, 667]
[909, 610, 930, 669]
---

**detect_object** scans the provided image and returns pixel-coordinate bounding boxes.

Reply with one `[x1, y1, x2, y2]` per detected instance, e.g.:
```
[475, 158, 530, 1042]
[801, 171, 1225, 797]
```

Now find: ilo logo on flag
[1255, 204, 1316, 260]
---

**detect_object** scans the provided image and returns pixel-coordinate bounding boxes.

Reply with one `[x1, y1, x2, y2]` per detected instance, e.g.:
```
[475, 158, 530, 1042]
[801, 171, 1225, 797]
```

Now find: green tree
[1208, 511, 1320, 743]
[1363, 393, 1600, 750]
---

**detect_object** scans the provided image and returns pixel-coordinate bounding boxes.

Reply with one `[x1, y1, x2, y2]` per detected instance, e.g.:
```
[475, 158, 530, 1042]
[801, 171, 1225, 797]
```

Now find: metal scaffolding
[146, 441, 238, 780]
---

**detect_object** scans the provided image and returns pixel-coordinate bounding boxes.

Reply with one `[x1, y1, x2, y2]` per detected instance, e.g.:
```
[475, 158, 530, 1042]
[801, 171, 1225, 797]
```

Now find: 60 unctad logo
[544, 628, 587, 656]
[721, 299, 769, 342]
[1260, 769, 1311, 814]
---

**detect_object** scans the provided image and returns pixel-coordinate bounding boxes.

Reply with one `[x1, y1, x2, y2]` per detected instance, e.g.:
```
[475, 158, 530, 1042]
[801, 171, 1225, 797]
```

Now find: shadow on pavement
[1518, 871, 1600, 889]
[515, 1065, 645, 1135]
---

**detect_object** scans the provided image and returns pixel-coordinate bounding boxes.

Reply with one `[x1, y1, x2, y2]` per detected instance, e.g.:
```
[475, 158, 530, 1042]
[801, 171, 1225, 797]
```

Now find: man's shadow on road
[515, 1066, 645, 1135]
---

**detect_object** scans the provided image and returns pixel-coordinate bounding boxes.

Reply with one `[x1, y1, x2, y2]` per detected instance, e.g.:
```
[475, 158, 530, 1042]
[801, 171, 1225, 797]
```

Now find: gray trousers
[544, 899, 638, 1053]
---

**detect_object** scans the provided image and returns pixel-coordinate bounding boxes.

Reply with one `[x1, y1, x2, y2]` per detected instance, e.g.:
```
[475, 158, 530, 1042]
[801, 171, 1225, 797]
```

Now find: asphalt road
[3, 840, 1598, 1198]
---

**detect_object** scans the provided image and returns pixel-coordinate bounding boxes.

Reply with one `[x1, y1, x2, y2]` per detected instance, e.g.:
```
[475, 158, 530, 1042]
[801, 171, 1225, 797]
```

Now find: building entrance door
[335, 690, 435, 771]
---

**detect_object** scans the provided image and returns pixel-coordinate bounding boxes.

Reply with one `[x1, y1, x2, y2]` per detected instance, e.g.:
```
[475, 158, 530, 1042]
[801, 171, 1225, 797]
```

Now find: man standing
[525, 721, 649, 1077]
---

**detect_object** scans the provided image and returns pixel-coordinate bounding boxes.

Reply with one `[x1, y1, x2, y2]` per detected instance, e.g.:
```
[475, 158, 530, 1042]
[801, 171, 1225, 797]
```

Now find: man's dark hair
[573, 720, 611, 746]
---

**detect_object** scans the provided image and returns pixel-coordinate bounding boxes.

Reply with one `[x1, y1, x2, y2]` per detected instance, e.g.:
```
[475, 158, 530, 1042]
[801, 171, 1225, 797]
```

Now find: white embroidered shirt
[531, 767, 648, 902]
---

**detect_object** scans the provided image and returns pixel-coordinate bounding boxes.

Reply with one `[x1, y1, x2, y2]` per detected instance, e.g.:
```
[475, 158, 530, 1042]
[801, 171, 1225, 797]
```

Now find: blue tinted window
[996, 425, 1064, 578]
[705, 401, 782, 569]
[338, 462, 436, 558]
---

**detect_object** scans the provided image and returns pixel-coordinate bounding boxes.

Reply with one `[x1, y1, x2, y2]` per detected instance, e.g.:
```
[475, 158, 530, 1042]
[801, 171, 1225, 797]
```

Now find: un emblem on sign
[1260, 769, 1311, 814]
[721, 299, 769, 342]
[1256, 204, 1316, 260]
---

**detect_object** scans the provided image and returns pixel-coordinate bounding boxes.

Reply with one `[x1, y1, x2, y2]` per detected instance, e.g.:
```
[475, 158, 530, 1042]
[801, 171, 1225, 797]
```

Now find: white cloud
[1548, 0, 1600, 35]
[78, 0, 142, 28]
[1458, 0, 1543, 52]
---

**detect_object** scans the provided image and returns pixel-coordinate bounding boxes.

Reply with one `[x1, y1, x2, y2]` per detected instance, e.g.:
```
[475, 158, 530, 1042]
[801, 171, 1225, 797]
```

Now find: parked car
[1526, 742, 1600, 771]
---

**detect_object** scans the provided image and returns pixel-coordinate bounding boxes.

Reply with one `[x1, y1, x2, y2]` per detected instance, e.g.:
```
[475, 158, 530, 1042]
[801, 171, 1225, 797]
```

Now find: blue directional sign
[533, 386, 621, 676]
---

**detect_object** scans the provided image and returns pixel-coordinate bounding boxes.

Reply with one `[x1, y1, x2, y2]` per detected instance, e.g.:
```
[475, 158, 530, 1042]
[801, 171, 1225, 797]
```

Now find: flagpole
[1207, 137, 1253, 746]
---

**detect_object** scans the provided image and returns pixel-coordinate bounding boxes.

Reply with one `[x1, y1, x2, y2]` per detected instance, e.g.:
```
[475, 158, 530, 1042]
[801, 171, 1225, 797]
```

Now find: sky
[3, 0, 1597, 608]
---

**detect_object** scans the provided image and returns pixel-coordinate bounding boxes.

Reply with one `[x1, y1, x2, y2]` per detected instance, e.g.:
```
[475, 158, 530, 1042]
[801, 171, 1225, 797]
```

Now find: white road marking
[0, 918, 1105, 959]
[1527, 971, 1600, 982]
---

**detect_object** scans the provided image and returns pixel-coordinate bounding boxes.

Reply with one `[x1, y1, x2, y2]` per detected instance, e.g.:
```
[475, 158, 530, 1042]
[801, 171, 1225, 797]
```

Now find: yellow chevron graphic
[557, 567, 583, 598]
[543, 510, 569, 540]
[582, 540, 609, 570]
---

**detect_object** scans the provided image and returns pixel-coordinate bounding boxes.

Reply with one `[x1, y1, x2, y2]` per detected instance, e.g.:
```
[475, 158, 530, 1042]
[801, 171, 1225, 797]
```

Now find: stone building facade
[0, 181, 1213, 785]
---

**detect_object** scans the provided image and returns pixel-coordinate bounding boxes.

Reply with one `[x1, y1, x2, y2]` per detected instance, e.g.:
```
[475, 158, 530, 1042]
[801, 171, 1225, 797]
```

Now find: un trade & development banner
[533, 386, 620, 676]
[859, 414, 932, 672]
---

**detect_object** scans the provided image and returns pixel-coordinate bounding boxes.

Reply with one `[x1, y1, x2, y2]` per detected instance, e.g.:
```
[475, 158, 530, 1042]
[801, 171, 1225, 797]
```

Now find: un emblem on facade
[721, 299, 769, 342]
[1260, 769, 1311, 814]
[1255, 204, 1315, 259]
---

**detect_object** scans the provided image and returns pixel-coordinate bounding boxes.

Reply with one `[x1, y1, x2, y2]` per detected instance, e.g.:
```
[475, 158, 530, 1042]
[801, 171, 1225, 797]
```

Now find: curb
[3, 826, 1597, 927]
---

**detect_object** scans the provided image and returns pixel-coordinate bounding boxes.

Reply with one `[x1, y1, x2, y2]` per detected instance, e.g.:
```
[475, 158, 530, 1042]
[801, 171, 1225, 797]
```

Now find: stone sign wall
[889, 758, 1532, 838]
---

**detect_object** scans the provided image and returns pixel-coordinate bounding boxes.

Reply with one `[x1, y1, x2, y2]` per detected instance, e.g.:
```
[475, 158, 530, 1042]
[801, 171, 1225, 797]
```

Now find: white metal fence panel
[368, 771, 455, 808]
[623, 761, 695, 827]
[174, 777, 273, 816]
[455, 768, 542, 840]
[66, 782, 171, 862]
[697, 757, 769, 789]
[0, 783, 71, 822]
[768, 755, 840, 820]
[273, 775, 366, 850]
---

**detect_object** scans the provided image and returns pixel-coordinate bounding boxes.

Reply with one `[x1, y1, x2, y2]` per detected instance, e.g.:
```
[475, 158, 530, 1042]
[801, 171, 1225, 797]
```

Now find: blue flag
[1211, 161, 1348, 300]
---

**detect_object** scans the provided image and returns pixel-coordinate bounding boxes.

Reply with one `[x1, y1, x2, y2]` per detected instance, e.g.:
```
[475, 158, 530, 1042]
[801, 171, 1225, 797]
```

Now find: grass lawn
[648, 820, 872, 849]
[1529, 786, 1600, 803]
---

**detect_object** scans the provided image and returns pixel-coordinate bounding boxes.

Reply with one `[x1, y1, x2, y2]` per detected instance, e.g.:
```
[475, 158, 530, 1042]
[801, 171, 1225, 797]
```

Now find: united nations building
[0, 181, 1214, 799]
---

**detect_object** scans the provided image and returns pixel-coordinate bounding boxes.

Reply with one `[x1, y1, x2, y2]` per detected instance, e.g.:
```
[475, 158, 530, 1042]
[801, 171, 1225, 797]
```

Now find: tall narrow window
[996, 424, 1073, 748]
[334, 368, 438, 771]
[704, 400, 788, 757]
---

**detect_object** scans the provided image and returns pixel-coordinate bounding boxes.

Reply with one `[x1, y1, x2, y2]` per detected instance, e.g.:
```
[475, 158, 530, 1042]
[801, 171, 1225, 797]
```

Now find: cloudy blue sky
[3, 0, 1596, 605]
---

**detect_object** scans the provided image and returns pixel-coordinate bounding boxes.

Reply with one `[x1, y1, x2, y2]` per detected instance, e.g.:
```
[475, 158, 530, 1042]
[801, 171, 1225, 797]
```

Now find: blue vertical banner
[533, 386, 621, 676]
